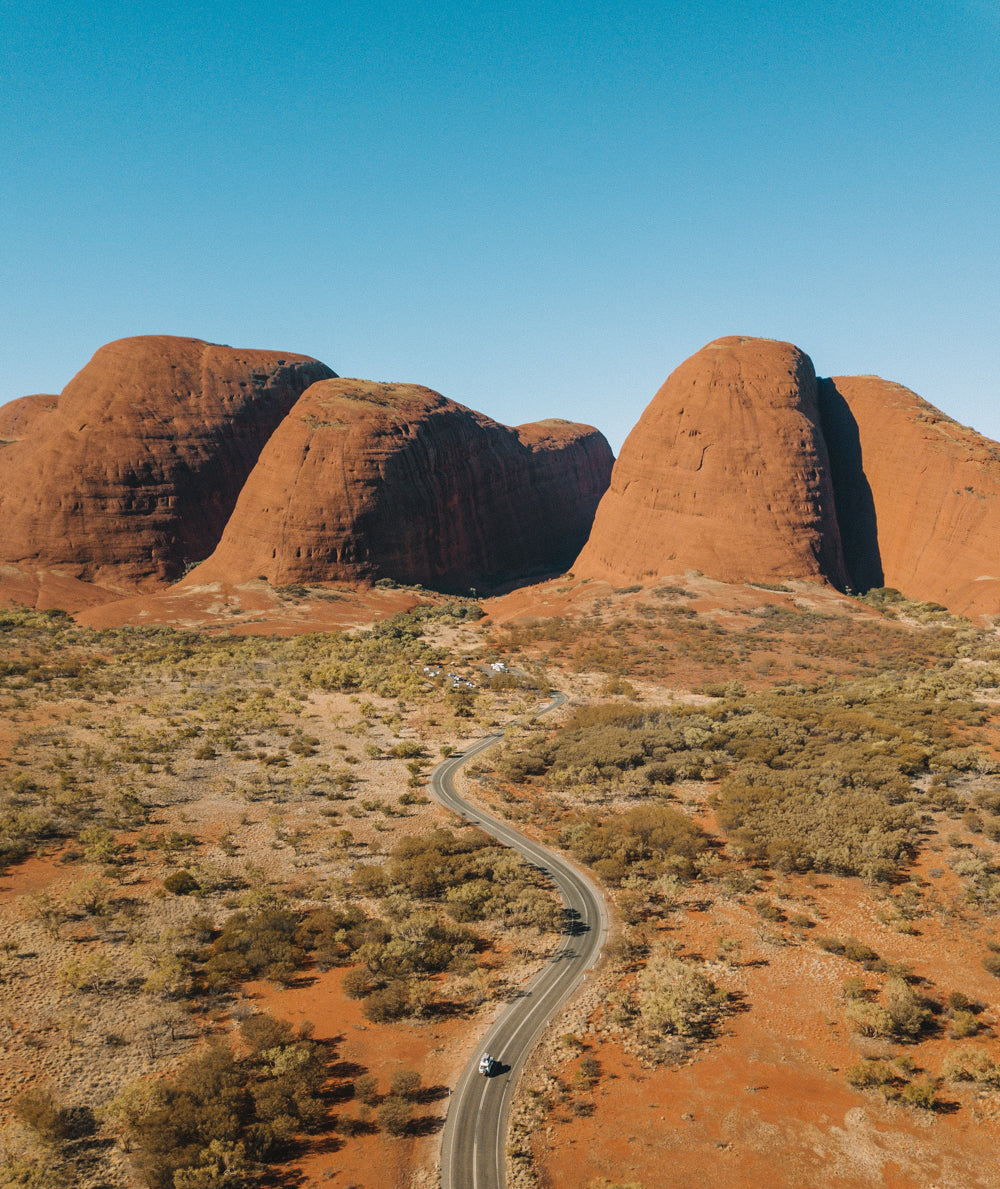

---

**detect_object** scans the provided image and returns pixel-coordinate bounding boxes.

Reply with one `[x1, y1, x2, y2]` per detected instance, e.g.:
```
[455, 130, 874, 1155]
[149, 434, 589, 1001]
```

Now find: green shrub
[845, 1059, 899, 1093]
[636, 953, 729, 1039]
[204, 908, 304, 987]
[950, 1009, 979, 1038]
[12, 1087, 74, 1143]
[163, 870, 199, 896]
[842, 937, 878, 964]
[982, 951, 1000, 978]
[125, 1020, 327, 1189]
[900, 1076, 938, 1110]
[362, 982, 409, 1023]
[375, 1094, 411, 1136]
[389, 1068, 422, 1100]
[941, 1046, 1000, 1086]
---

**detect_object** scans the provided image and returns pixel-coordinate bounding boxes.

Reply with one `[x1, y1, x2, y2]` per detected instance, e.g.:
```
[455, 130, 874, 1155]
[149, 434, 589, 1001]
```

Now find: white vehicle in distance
[478, 1053, 496, 1076]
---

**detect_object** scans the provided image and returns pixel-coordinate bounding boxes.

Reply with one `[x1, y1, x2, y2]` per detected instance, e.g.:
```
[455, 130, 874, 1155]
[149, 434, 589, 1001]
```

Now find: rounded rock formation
[820, 375, 1000, 617]
[0, 393, 59, 441]
[574, 336, 848, 588]
[186, 378, 613, 593]
[0, 336, 334, 588]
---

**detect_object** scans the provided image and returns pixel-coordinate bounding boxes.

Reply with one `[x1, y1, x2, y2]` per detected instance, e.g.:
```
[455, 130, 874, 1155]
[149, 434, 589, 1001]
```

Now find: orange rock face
[0, 336, 334, 588]
[574, 337, 848, 588]
[0, 393, 59, 441]
[821, 376, 1000, 616]
[187, 379, 613, 593]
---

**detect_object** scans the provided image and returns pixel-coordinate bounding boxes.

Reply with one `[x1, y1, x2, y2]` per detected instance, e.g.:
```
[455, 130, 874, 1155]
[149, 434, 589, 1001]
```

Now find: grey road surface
[432, 691, 610, 1189]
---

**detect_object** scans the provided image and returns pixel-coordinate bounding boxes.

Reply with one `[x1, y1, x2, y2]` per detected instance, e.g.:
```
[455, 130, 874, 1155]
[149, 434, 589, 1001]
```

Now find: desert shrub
[562, 805, 707, 882]
[0, 1148, 74, 1188]
[842, 937, 878, 964]
[718, 775, 915, 881]
[841, 975, 869, 1000]
[941, 1046, 1000, 1086]
[12, 1087, 74, 1143]
[843, 1000, 895, 1038]
[375, 1095, 411, 1136]
[577, 1056, 601, 1087]
[504, 669, 990, 880]
[353, 865, 389, 897]
[900, 1076, 939, 1110]
[204, 908, 304, 987]
[845, 977, 932, 1041]
[950, 1010, 979, 1038]
[883, 979, 934, 1038]
[341, 967, 379, 1000]
[752, 897, 784, 922]
[385, 830, 557, 930]
[982, 951, 1000, 978]
[353, 1073, 378, 1105]
[643, 762, 675, 786]
[59, 953, 113, 994]
[126, 1020, 327, 1189]
[362, 982, 409, 1023]
[845, 1060, 899, 1094]
[238, 1012, 304, 1055]
[295, 904, 369, 968]
[636, 952, 729, 1039]
[388, 741, 424, 760]
[389, 1068, 422, 1100]
[163, 869, 199, 895]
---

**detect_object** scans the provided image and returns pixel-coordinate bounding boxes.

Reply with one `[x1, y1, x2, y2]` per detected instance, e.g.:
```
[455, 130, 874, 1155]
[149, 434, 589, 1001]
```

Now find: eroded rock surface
[0, 393, 59, 441]
[821, 375, 1000, 616]
[186, 379, 613, 593]
[0, 336, 334, 588]
[574, 336, 847, 588]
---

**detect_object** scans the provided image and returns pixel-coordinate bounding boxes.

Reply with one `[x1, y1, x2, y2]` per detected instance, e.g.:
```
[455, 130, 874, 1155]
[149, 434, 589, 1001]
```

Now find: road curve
[432, 691, 610, 1189]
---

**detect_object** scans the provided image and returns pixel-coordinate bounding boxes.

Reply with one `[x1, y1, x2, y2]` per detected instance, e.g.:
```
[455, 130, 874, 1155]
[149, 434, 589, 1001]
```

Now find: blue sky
[2, 0, 997, 452]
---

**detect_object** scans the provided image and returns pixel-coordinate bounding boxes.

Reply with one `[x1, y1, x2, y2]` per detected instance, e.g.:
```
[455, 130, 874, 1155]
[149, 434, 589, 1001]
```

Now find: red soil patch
[483, 572, 865, 628]
[0, 854, 72, 899]
[245, 967, 479, 1188]
[533, 859, 1000, 1189]
[0, 564, 128, 612]
[73, 581, 420, 634]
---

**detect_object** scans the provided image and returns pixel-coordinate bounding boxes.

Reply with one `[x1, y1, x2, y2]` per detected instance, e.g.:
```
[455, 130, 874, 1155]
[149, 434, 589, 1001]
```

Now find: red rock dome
[186, 378, 613, 593]
[574, 336, 847, 588]
[0, 336, 334, 588]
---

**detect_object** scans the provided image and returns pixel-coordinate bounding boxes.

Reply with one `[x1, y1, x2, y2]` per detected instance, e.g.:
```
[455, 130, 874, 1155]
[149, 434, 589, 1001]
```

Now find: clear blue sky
[2, 0, 997, 452]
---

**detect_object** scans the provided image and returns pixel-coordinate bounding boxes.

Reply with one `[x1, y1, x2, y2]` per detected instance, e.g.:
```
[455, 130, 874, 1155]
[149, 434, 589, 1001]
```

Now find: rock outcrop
[574, 336, 848, 588]
[820, 376, 1000, 616]
[186, 379, 613, 593]
[0, 393, 59, 441]
[0, 336, 334, 588]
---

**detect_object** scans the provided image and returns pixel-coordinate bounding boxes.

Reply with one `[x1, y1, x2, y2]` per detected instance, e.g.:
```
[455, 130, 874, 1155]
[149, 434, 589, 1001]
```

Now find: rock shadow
[817, 378, 883, 592]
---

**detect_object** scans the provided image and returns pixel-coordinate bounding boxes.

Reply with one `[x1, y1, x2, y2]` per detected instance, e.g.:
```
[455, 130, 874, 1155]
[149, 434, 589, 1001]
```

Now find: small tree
[375, 1095, 411, 1136]
[12, 1088, 73, 1144]
[163, 869, 199, 895]
[389, 1068, 422, 1101]
[637, 953, 728, 1039]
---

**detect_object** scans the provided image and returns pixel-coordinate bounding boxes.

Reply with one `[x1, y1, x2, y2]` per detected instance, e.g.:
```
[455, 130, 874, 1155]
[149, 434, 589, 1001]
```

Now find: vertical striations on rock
[0, 336, 335, 588]
[822, 375, 1000, 616]
[185, 379, 614, 593]
[573, 336, 848, 588]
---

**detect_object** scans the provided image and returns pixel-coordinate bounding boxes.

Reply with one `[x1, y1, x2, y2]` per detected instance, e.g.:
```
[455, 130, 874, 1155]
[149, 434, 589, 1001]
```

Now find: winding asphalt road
[432, 691, 610, 1189]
